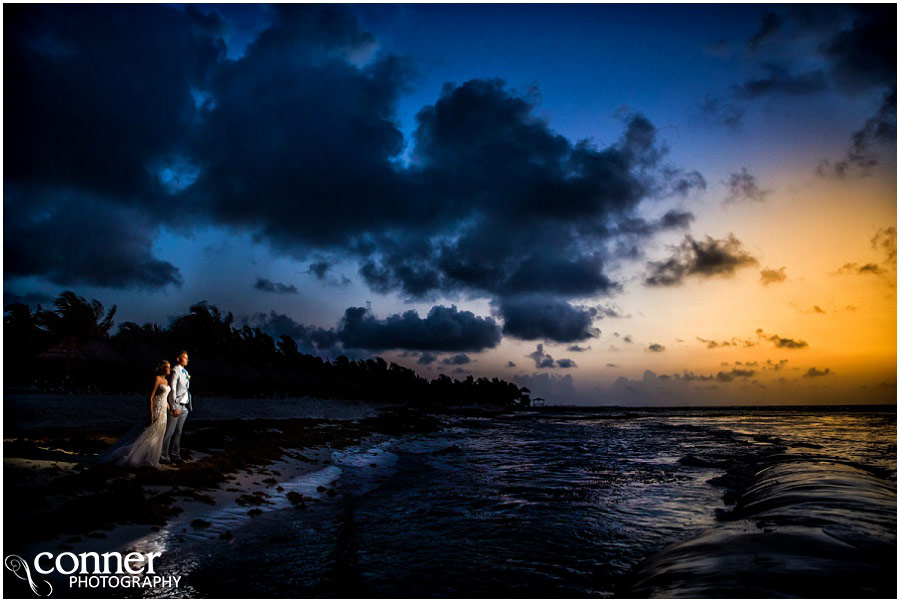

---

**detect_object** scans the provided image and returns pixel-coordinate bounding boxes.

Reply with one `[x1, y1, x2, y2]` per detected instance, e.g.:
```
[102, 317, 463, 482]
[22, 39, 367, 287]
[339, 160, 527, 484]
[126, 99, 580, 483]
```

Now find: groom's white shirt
[167, 365, 191, 410]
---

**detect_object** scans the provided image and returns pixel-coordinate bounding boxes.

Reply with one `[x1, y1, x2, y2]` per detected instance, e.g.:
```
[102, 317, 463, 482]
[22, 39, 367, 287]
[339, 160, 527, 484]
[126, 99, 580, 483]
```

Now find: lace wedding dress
[97, 382, 169, 468]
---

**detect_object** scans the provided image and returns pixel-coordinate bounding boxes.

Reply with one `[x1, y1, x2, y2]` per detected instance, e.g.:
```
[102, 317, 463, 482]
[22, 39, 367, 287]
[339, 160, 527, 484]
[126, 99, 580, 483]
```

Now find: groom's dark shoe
[171, 456, 184, 465]
[159, 455, 171, 464]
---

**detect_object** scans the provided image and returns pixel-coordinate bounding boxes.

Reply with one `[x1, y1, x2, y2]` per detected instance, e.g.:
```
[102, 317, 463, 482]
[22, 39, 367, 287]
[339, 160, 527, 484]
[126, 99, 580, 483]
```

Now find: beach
[4, 394, 434, 594]
[4, 399, 896, 598]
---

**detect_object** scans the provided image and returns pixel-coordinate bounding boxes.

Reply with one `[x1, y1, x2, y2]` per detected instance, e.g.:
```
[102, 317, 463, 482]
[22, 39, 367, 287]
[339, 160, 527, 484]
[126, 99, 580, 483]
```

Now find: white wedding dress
[97, 383, 169, 468]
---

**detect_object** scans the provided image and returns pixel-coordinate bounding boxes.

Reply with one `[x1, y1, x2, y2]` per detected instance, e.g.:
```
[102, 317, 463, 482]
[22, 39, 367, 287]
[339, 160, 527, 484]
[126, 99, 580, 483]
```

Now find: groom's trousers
[162, 405, 189, 459]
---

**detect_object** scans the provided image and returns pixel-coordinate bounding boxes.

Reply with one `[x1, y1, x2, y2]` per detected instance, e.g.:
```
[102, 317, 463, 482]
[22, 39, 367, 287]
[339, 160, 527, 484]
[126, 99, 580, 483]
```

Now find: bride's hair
[155, 360, 170, 376]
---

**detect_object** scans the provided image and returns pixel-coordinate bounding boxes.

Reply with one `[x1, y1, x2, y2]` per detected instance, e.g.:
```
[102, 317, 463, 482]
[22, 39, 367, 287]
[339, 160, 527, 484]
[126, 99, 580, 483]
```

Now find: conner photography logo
[4, 551, 180, 597]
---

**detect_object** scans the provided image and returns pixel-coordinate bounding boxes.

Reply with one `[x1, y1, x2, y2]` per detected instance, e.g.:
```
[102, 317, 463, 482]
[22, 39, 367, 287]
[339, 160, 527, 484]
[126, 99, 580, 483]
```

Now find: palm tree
[36, 291, 117, 343]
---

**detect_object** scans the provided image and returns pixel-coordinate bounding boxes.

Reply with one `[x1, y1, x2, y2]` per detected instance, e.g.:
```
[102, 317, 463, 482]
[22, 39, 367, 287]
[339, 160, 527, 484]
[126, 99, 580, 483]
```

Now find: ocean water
[140, 406, 895, 598]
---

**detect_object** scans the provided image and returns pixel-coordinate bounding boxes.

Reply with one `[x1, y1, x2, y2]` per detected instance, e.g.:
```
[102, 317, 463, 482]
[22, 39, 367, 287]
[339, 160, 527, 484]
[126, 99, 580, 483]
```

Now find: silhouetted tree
[5, 292, 530, 406]
[35, 291, 117, 343]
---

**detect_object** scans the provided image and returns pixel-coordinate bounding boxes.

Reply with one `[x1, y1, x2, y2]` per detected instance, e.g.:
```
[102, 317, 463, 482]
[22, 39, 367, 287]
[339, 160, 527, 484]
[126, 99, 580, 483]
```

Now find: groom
[162, 350, 192, 464]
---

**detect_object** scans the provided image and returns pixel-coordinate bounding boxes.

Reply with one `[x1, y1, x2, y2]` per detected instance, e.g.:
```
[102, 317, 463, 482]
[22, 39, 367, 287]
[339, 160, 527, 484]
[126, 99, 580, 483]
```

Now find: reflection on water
[139, 407, 894, 598]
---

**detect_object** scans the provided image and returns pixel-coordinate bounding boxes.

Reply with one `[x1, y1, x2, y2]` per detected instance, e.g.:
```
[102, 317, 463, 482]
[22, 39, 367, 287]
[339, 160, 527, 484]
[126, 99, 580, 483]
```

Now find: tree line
[4, 291, 531, 407]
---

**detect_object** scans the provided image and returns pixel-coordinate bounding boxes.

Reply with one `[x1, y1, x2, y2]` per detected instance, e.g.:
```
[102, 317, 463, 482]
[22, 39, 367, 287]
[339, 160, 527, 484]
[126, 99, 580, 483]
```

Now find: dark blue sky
[5, 3, 895, 404]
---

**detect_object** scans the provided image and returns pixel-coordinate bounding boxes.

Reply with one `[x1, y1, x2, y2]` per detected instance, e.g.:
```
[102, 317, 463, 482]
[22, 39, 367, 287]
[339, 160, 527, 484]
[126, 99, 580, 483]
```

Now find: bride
[96, 360, 171, 468]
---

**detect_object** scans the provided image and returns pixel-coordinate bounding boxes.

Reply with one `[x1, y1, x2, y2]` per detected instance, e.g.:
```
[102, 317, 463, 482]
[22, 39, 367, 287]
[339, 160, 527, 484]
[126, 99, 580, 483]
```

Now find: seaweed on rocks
[4, 409, 445, 549]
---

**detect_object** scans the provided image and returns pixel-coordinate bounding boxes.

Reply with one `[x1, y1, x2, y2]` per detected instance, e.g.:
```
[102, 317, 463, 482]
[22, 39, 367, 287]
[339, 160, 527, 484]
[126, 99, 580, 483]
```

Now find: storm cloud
[337, 305, 501, 352]
[499, 296, 600, 343]
[5, 190, 183, 289]
[5, 4, 221, 288]
[5, 4, 710, 348]
[245, 310, 339, 355]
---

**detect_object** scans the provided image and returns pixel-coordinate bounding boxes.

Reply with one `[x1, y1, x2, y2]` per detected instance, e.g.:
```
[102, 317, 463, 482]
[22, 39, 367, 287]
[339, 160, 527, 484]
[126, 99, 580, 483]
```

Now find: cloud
[337, 304, 501, 352]
[645, 234, 758, 286]
[648, 343, 665, 352]
[713, 7, 894, 175]
[760, 266, 787, 285]
[681, 371, 715, 382]
[731, 63, 828, 99]
[747, 12, 781, 50]
[765, 359, 789, 371]
[821, 5, 896, 95]
[7, 4, 708, 309]
[814, 6, 897, 176]
[254, 277, 299, 294]
[5, 5, 221, 289]
[723, 168, 770, 204]
[307, 261, 352, 286]
[507, 361, 516, 368]
[595, 303, 629, 319]
[831, 227, 898, 279]
[418, 351, 438, 365]
[527, 344, 557, 369]
[244, 310, 339, 354]
[566, 344, 592, 352]
[615, 209, 697, 239]
[696, 334, 762, 349]
[3, 291, 54, 308]
[820, 87, 897, 177]
[834, 262, 886, 276]
[872, 226, 897, 265]
[441, 353, 471, 365]
[184, 6, 415, 247]
[803, 367, 833, 378]
[700, 94, 744, 129]
[321, 80, 699, 306]
[353, 82, 703, 305]
[5, 190, 183, 289]
[6, 4, 222, 198]
[715, 368, 756, 382]
[307, 262, 332, 279]
[697, 337, 729, 349]
[756, 328, 809, 349]
[525, 344, 577, 369]
[513, 372, 577, 404]
[606, 363, 618, 368]
[498, 295, 600, 343]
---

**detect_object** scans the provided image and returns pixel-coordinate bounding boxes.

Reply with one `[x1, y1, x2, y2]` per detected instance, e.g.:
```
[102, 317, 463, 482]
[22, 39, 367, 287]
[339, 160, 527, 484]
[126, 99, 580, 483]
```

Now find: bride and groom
[97, 351, 192, 468]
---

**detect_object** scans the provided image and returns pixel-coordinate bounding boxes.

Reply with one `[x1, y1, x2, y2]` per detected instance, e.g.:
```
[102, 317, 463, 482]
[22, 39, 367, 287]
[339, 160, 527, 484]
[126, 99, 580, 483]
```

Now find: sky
[4, 3, 897, 405]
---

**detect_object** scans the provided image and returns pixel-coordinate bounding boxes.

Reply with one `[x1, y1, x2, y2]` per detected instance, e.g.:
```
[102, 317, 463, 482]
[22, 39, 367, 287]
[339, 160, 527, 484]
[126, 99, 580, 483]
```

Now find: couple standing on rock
[96, 351, 193, 468]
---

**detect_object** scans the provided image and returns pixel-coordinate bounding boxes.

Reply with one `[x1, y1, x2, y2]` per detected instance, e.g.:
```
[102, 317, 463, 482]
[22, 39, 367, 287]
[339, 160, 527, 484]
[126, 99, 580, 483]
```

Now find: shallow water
[139, 406, 895, 598]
